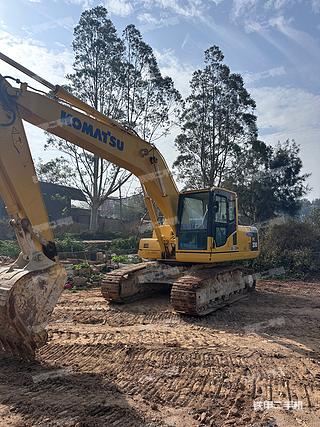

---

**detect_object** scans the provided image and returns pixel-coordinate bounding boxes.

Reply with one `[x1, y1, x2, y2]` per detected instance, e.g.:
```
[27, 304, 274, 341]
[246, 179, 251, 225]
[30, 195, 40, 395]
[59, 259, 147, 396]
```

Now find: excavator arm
[0, 54, 180, 358]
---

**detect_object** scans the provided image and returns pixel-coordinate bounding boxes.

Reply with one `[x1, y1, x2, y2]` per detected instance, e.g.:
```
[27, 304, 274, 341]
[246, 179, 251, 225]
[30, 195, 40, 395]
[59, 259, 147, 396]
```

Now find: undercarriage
[101, 262, 256, 316]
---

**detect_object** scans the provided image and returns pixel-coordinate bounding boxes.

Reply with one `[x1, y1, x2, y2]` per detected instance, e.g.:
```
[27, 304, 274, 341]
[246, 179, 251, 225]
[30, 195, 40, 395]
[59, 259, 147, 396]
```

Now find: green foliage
[78, 230, 122, 240]
[306, 207, 320, 229]
[226, 140, 309, 224]
[0, 240, 20, 258]
[112, 254, 141, 264]
[108, 236, 140, 254]
[36, 157, 75, 186]
[174, 45, 257, 189]
[44, 6, 182, 232]
[72, 262, 90, 270]
[253, 219, 320, 278]
[56, 234, 85, 253]
[112, 254, 130, 263]
[298, 198, 320, 219]
[122, 24, 182, 141]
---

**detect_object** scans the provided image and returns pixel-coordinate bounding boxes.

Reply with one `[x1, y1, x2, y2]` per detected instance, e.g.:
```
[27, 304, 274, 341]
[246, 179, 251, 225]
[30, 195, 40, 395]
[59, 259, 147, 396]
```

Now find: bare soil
[0, 279, 319, 426]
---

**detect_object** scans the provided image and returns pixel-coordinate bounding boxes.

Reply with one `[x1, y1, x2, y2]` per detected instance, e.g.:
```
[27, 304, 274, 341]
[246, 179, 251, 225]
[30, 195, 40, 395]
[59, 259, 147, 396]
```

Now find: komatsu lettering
[60, 110, 124, 151]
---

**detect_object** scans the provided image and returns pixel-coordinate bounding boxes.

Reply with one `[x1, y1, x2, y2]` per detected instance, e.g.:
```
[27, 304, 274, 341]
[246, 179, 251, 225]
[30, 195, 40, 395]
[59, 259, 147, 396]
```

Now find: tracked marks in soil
[39, 339, 320, 416]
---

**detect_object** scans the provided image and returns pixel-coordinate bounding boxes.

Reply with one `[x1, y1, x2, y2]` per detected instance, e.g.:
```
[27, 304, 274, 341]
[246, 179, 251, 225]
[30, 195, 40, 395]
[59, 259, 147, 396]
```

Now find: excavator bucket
[0, 263, 66, 359]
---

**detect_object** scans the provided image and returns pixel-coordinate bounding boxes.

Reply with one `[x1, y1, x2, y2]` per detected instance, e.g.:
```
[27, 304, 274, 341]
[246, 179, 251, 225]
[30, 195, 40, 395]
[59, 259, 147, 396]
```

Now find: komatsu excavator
[0, 53, 259, 359]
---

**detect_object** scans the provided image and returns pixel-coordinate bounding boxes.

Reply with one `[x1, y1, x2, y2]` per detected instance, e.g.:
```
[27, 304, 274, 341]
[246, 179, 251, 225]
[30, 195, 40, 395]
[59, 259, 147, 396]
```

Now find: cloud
[264, 0, 296, 9]
[253, 86, 320, 132]
[105, 0, 133, 16]
[141, 0, 206, 19]
[0, 30, 72, 87]
[64, 0, 94, 9]
[311, 0, 320, 12]
[0, 30, 73, 161]
[137, 12, 179, 31]
[231, 0, 256, 20]
[22, 16, 75, 35]
[231, 0, 320, 30]
[269, 15, 320, 60]
[154, 49, 194, 97]
[243, 66, 286, 85]
[253, 86, 320, 197]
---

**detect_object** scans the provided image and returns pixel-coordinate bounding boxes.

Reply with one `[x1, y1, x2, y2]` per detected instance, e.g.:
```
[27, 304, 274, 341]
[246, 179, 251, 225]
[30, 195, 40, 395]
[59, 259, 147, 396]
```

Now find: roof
[40, 182, 87, 202]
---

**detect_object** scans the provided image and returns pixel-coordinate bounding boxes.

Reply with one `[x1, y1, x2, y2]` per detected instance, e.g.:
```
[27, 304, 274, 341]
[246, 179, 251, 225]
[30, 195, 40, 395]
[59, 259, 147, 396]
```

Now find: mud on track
[0, 280, 320, 426]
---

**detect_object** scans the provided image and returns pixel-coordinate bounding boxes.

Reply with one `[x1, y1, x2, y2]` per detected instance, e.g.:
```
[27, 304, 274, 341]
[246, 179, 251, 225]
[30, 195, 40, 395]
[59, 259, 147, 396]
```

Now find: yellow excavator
[0, 53, 259, 359]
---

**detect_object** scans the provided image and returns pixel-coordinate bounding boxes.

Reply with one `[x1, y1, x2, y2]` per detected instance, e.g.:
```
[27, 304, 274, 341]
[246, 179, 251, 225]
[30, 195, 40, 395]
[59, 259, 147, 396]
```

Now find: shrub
[0, 240, 20, 258]
[108, 236, 139, 254]
[56, 234, 85, 253]
[253, 218, 320, 278]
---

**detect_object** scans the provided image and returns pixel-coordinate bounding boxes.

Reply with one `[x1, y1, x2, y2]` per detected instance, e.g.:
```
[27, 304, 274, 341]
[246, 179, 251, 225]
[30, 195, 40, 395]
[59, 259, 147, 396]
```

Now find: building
[0, 182, 87, 222]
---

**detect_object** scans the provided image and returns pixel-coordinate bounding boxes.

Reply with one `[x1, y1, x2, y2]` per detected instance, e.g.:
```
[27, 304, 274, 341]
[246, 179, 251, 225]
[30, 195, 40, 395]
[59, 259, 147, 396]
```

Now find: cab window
[229, 199, 236, 222]
[180, 193, 209, 230]
[178, 192, 209, 250]
[215, 195, 227, 223]
[214, 195, 227, 247]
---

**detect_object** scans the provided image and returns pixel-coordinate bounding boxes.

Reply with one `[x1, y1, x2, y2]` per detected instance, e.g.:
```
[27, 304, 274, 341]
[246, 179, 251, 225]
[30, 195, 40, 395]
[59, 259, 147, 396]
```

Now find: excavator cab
[177, 188, 237, 251]
[175, 188, 258, 263]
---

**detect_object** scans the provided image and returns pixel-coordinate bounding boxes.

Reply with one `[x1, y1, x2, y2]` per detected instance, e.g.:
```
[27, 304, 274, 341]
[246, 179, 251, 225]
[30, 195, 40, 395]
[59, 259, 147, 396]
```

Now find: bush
[0, 240, 20, 258]
[266, 219, 318, 251]
[253, 219, 320, 278]
[78, 230, 122, 240]
[56, 234, 85, 253]
[108, 236, 139, 254]
[111, 254, 141, 264]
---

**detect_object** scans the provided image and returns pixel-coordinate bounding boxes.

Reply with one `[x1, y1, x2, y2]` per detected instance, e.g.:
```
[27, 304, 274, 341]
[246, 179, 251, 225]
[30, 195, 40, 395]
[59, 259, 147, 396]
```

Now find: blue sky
[0, 0, 319, 199]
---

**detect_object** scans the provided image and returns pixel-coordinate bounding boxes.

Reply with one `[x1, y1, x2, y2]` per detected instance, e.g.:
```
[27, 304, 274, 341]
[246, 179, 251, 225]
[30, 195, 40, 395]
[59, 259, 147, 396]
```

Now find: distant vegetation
[0, 240, 20, 258]
[253, 208, 320, 278]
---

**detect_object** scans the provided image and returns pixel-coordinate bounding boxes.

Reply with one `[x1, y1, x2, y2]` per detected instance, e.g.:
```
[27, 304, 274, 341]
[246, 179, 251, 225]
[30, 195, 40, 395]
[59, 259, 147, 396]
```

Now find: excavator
[0, 53, 259, 360]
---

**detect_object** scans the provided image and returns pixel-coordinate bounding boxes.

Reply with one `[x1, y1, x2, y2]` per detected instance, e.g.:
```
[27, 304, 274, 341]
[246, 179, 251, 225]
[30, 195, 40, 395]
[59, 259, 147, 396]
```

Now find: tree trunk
[89, 201, 100, 231]
[89, 154, 100, 232]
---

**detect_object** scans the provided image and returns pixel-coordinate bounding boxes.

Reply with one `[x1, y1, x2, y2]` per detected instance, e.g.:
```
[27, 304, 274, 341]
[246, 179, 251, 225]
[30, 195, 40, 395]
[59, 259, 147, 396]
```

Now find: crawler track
[101, 262, 256, 316]
[101, 262, 151, 302]
[171, 267, 254, 315]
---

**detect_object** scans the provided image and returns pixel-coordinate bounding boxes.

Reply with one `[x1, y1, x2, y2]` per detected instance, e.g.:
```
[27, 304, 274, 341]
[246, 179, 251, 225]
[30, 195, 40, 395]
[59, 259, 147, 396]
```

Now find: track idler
[0, 263, 66, 359]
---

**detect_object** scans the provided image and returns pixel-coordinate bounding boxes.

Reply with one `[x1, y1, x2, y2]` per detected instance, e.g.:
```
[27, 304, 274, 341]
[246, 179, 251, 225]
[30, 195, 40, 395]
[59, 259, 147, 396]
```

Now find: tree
[122, 24, 182, 142]
[36, 157, 75, 185]
[173, 45, 257, 189]
[225, 140, 310, 223]
[46, 6, 129, 231]
[46, 9, 182, 231]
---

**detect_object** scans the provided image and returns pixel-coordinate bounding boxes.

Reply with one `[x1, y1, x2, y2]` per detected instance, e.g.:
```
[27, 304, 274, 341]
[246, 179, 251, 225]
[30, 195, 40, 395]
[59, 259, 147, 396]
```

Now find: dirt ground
[0, 279, 319, 427]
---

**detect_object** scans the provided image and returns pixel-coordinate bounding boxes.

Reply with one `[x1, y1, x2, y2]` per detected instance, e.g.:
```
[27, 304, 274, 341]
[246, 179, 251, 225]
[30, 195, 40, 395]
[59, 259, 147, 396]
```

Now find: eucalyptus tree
[46, 8, 182, 231]
[173, 45, 257, 189]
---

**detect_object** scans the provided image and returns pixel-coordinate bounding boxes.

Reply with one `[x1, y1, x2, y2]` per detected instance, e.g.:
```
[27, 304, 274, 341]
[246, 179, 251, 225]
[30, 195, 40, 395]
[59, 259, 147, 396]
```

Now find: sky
[0, 0, 319, 199]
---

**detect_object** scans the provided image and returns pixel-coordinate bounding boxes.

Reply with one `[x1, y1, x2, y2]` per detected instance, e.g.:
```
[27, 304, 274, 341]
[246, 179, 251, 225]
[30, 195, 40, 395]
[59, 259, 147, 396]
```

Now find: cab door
[212, 191, 237, 251]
